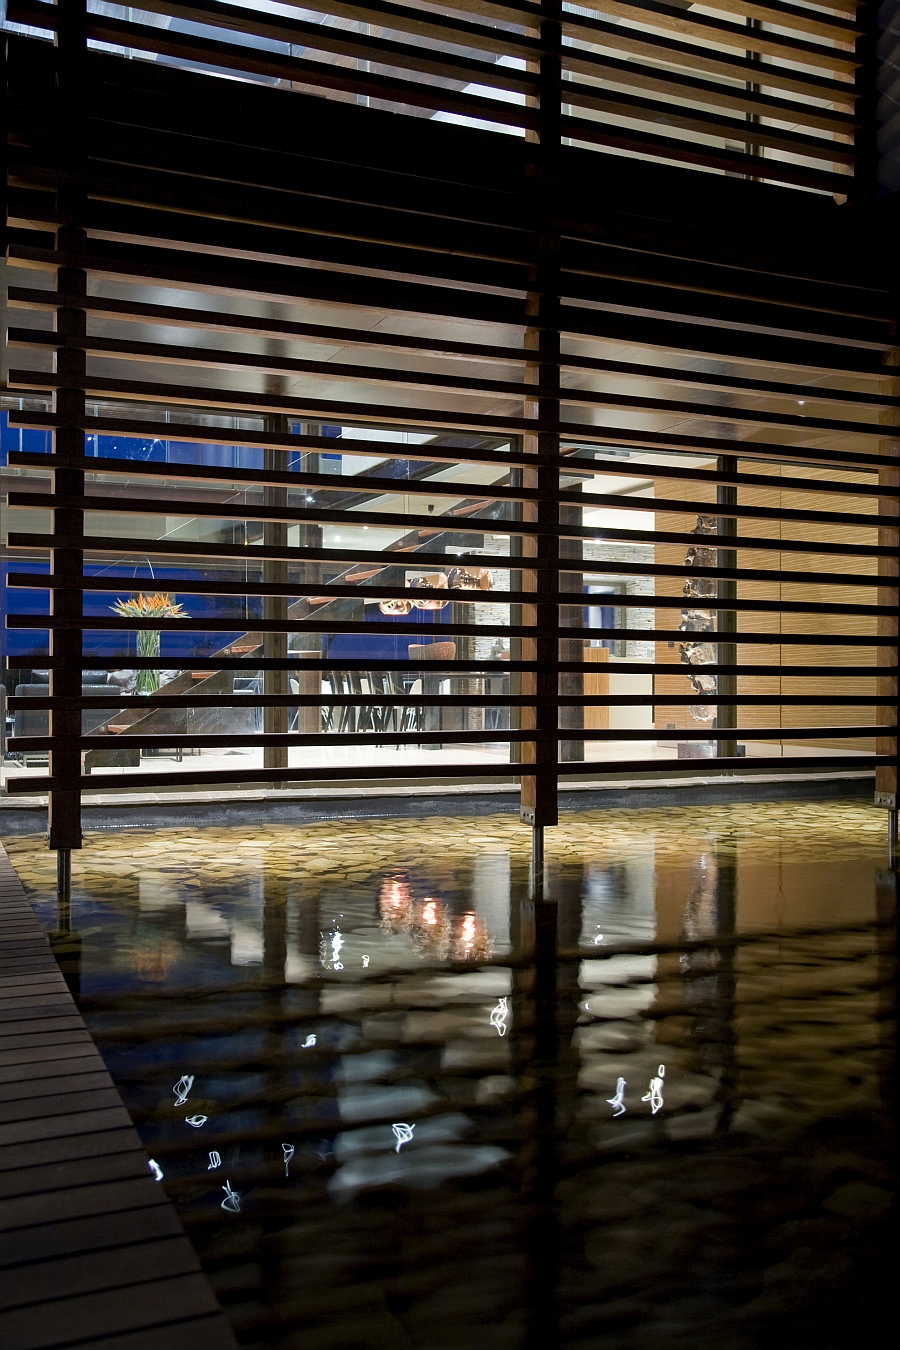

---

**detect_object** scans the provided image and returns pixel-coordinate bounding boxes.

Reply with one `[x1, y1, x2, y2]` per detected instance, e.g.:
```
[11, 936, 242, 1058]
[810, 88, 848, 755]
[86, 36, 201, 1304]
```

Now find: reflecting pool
[4, 800, 896, 1349]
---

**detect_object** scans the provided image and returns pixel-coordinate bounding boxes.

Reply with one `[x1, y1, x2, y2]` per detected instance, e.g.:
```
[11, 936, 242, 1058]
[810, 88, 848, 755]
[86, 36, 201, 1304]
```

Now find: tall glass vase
[136, 629, 161, 694]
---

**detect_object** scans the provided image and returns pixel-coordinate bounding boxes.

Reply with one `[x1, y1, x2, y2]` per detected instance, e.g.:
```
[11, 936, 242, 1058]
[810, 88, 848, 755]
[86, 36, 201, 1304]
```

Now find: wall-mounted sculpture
[678, 516, 718, 725]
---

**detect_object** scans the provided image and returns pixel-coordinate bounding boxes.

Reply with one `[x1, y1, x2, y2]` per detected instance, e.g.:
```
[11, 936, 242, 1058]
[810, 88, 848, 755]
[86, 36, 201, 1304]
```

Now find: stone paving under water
[3, 799, 896, 1349]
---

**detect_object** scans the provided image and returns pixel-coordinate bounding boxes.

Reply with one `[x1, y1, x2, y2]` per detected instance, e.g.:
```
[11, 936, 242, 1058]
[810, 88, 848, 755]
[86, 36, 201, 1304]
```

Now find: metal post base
[530, 825, 545, 896]
[56, 849, 71, 897]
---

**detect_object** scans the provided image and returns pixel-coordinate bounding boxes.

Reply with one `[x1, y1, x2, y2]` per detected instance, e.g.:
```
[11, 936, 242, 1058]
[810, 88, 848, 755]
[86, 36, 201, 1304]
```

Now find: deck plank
[0, 1149, 151, 1201]
[0, 1235, 201, 1311]
[0, 844, 238, 1349]
[0, 1071, 115, 1104]
[0, 1271, 222, 1350]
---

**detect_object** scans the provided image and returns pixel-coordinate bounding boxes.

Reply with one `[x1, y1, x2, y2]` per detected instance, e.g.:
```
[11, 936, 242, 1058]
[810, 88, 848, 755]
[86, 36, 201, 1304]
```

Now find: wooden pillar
[519, 3, 562, 829]
[48, 0, 87, 855]
[717, 455, 738, 762]
[263, 414, 289, 782]
[559, 495, 584, 763]
[294, 434, 324, 736]
[875, 446, 898, 814]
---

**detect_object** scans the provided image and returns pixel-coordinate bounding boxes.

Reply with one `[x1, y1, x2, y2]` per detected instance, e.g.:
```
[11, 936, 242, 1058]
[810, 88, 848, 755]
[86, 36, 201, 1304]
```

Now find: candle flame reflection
[378, 884, 493, 964]
[379, 872, 411, 930]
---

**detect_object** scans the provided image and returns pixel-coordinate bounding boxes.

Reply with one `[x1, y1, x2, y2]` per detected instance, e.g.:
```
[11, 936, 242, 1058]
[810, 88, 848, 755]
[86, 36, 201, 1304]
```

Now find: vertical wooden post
[48, 0, 87, 861]
[717, 455, 738, 762]
[559, 492, 584, 764]
[263, 413, 289, 783]
[875, 440, 898, 822]
[294, 431, 323, 736]
[520, 2, 562, 832]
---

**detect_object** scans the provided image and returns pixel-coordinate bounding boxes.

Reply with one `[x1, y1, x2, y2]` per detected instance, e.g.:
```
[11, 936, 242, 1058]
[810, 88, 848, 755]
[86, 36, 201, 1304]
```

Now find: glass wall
[2, 401, 882, 797]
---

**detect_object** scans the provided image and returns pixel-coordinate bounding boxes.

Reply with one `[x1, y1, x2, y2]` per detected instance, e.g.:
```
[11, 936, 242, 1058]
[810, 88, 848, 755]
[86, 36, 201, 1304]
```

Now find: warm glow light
[379, 872, 411, 926]
[452, 911, 492, 962]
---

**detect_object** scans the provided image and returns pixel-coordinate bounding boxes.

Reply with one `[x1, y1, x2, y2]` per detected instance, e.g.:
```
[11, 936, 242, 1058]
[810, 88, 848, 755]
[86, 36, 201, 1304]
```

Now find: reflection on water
[3, 801, 896, 1348]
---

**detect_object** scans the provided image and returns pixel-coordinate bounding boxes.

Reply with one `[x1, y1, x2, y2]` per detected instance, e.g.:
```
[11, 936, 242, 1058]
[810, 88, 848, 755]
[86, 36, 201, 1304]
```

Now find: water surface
[4, 800, 896, 1349]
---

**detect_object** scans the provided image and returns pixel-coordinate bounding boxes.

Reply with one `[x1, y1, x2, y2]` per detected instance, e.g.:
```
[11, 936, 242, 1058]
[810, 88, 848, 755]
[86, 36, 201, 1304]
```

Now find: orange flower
[110, 592, 187, 619]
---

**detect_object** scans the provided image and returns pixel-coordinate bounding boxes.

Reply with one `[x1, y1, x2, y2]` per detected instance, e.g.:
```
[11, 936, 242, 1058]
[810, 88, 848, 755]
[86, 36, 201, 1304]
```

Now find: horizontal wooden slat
[7, 377, 897, 472]
[9, 492, 896, 556]
[10, 242, 894, 374]
[560, 11, 858, 98]
[6, 572, 895, 616]
[6, 755, 892, 797]
[568, 0, 861, 43]
[563, 5, 860, 74]
[8, 421, 897, 491]
[6, 451, 897, 525]
[11, 202, 889, 344]
[561, 47, 858, 133]
[6, 693, 891, 713]
[4, 658, 895, 677]
[561, 84, 854, 166]
[560, 113, 850, 193]
[13, 330, 888, 436]
[7, 531, 893, 589]
[7, 729, 890, 758]
[6, 616, 893, 644]
[9, 292, 894, 406]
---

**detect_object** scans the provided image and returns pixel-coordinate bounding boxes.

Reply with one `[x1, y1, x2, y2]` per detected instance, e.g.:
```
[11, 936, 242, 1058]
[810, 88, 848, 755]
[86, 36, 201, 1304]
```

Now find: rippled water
[4, 800, 896, 1349]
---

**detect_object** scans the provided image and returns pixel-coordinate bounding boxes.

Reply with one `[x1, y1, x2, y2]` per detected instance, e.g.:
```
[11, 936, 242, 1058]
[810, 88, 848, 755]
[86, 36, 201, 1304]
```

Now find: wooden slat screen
[2, 0, 897, 851]
[6, 0, 865, 191]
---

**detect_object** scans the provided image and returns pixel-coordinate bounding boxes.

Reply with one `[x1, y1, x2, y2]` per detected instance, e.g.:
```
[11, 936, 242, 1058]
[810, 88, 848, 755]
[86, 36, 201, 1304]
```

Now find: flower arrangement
[110, 592, 187, 694]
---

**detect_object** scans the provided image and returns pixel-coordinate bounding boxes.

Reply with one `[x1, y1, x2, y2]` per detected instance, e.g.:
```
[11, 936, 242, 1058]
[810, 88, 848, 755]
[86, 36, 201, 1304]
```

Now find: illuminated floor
[3, 800, 896, 1349]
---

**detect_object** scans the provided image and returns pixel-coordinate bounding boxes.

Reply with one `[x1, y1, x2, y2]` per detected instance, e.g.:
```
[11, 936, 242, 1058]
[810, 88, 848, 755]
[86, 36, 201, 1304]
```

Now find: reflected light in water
[408, 897, 451, 959]
[173, 1074, 194, 1106]
[283, 1143, 295, 1176]
[376, 885, 494, 964]
[392, 1123, 415, 1153]
[148, 1159, 164, 1182]
[207, 1151, 221, 1170]
[606, 1077, 627, 1117]
[642, 1065, 666, 1115]
[320, 926, 346, 972]
[453, 911, 492, 963]
[490, 997, 509, 1036]
[185, 1114, 207, 1128]
[221, 1181, 241, 1213]
[379, 871, 411, 929]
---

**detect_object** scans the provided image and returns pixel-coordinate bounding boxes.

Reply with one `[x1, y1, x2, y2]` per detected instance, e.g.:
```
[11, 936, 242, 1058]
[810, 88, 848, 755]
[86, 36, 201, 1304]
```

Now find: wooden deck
[0, 844, 238, 1350]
